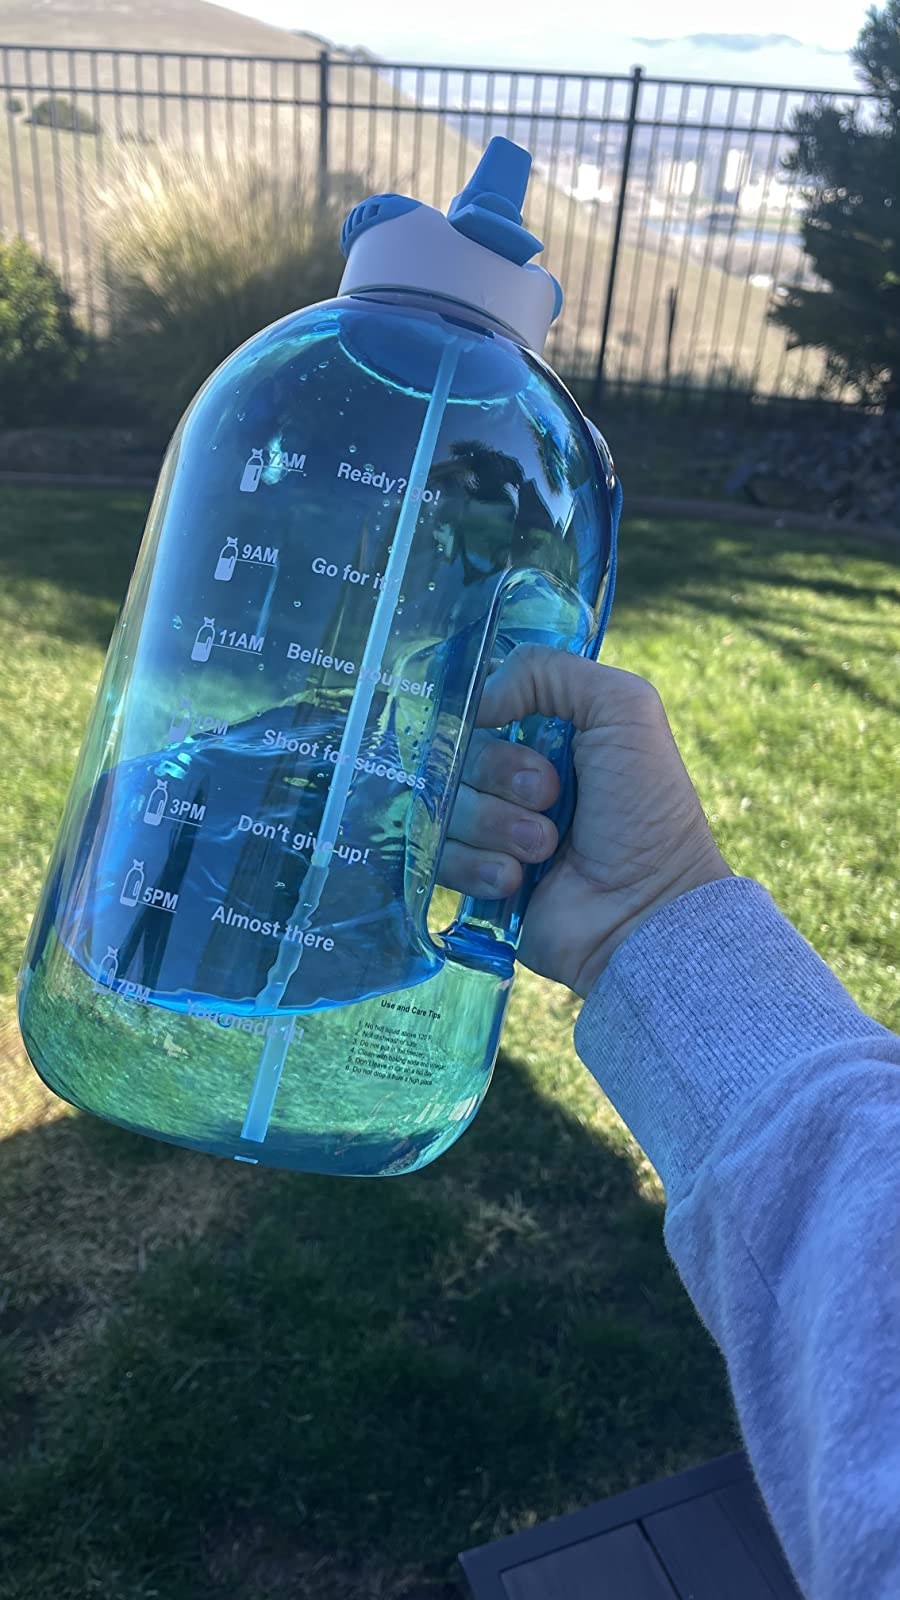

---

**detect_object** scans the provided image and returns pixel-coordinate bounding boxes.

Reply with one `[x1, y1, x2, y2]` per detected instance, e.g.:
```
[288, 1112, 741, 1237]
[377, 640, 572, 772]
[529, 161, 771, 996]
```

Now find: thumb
[477, 645, 659, 733]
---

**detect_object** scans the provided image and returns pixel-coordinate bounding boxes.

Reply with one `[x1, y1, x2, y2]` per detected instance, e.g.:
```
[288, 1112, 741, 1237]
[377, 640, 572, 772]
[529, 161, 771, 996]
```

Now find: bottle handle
[444, 436, 622, 965]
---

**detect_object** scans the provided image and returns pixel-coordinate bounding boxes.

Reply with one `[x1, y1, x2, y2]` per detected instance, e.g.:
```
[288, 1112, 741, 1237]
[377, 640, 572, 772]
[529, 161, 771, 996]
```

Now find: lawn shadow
[0, 1044, 735, 1600]
[614, 516, 899, 617]
[612, 517, 900, 715]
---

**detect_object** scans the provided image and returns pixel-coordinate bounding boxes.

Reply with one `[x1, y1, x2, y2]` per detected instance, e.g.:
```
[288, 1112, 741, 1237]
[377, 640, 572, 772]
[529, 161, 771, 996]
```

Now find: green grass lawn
[0, 488, 897, 1600]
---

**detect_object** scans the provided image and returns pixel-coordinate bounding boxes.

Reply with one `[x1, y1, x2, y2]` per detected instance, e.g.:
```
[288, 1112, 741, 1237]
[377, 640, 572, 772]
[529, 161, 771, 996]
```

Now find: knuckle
[620, 670, 664, 718]
[488, 856, 522, 894]
[468, 734, 507, 792]
[509, 641, 543, 668]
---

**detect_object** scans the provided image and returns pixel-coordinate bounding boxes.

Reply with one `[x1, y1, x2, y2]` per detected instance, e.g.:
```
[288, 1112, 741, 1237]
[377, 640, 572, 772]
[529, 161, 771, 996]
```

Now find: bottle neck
[343, 286, 526, 347]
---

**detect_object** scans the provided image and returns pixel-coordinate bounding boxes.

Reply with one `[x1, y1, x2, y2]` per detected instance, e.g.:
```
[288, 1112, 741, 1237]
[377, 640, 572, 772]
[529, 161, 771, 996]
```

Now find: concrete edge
[0, 471, 157, 490]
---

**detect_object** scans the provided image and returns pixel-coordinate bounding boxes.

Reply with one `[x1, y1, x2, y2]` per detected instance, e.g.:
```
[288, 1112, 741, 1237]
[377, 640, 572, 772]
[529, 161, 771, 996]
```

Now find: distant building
[567, 161, 616, 205]
[659, 158, 699, 198]
[737, 174, 804, 216]
[723, 147, 751, 194]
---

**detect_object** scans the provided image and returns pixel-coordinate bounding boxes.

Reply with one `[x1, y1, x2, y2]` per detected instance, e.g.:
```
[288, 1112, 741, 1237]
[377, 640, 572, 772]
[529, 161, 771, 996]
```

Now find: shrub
[0, 237, 84, 424]
[29, 96, 100, 134]
[95, 151, 351, 434]
[6, 95, 23, 116]
[772, 0, 900, 407]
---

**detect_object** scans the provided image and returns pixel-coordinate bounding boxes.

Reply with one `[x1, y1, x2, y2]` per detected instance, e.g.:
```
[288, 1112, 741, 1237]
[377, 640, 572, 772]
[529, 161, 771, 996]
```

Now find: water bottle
[97, 947, 119, 988]
[18, 139, 622, 1177]
[191, 617, 216, 663]
[143, 778, 168, 825]
[239, 448, 265, 494]
[119, 861, 146, 909]
[214, 537, 239, 582]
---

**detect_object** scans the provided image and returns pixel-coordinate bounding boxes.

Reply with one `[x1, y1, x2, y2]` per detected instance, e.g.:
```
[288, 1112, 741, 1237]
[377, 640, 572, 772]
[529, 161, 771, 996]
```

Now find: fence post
[593, 65, 642, 407]
[317, 49, 330, 216]
[664, 284, 678, 385]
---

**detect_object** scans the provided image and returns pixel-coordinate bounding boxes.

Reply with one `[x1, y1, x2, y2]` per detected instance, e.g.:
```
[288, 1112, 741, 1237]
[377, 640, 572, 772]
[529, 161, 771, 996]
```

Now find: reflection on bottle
[167, 698, 192, 743]
[98, 946, 119, 987]
[191, 618, 215, 662]
[239, 448, 264, 493]
[120, 860, 145, 908]
[215, 537, 239, 582]
[144, 778, 168, 826]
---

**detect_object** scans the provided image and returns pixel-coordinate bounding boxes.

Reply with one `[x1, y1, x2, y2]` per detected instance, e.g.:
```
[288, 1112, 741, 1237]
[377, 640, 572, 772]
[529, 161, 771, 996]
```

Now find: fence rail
[0, 43, 871, 404]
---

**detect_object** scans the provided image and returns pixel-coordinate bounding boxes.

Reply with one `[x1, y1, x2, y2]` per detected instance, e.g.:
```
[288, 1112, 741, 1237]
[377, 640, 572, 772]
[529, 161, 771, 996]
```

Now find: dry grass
[92, 145, 346, 425]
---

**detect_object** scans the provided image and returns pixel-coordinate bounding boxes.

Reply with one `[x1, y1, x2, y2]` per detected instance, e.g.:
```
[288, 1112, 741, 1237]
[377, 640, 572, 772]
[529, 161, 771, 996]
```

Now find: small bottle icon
[191, 618, 215, 663]
[120, 860, 145, 908]
[239, 448, 264, 493]
[167, 698, 192, 743]
[214, 537, 239, 582]
[98, 946, 119, 988]
[144, 778, 168, 826]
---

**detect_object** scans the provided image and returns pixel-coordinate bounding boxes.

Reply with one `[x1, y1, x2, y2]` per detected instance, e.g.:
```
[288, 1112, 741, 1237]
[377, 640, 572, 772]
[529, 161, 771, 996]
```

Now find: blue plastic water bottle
[19, 139, 621, 1176]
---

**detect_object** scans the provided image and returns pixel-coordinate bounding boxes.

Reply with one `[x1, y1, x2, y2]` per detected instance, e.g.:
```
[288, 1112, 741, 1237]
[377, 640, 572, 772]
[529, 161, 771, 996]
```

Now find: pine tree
[772, 0, 900, 407]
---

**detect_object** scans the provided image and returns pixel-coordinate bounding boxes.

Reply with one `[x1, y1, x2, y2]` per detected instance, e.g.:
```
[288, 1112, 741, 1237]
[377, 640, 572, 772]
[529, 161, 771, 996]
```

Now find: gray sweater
[574, 876, 900, 1599]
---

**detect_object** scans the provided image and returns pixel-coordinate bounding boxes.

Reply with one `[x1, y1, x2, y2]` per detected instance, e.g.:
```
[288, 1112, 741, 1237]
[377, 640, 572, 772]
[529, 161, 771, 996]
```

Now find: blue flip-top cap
[338, 137, 563, 349]
[447, 138, 544, 266]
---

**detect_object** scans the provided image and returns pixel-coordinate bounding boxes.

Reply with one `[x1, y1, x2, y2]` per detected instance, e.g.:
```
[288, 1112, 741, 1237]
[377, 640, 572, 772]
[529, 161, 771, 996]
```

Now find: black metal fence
[0, 44, 871, 403]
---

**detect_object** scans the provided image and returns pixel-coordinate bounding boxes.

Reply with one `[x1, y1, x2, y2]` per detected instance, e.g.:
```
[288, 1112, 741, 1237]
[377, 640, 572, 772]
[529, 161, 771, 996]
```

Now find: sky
[216, 0, 870, 84]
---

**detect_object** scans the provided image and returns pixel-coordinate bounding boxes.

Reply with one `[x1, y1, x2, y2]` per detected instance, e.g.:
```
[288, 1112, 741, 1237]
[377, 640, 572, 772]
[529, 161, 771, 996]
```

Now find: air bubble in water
[427, 581, 436, 591]
[293, 600, 302, 608]
[172, 616, 182, 629]
[348, 444, 357, 454]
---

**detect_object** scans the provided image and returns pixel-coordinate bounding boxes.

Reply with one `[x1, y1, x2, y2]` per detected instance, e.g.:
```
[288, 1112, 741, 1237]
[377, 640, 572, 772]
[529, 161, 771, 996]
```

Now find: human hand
[438, 645, 731, 996]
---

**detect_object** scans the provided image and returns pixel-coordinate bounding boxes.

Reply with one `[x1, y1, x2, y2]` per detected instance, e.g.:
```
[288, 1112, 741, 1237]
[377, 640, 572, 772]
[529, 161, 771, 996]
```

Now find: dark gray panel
[644, 1494, 780, 1600]
[501, 1522, 678, 1600]
[715, 1479, 804, 1598]
[459, 1454, 758, 1598]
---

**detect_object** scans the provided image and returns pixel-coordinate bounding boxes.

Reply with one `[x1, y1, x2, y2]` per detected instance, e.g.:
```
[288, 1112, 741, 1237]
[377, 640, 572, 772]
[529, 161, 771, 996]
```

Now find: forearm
[574, 878, 900, 1598]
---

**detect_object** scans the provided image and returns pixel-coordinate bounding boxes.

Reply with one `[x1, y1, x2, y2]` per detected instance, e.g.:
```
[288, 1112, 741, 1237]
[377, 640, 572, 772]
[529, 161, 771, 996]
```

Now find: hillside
[0, 0, 346, 59]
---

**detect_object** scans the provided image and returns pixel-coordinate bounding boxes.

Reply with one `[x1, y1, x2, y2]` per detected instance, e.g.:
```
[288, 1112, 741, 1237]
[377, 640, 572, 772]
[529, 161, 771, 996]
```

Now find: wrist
[574, 849, 733, 998]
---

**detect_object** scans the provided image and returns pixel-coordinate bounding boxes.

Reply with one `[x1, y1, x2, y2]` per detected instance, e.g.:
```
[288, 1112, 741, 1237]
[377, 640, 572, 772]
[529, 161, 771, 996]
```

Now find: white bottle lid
[338, 138, 562, 354]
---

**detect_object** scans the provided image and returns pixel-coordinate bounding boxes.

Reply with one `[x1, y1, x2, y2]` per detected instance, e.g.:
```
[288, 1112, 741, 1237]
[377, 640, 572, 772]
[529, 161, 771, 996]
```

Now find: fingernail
[512, 770, 542, 803]
[479, 861, 506, 889]
[512, 819, 543, 852]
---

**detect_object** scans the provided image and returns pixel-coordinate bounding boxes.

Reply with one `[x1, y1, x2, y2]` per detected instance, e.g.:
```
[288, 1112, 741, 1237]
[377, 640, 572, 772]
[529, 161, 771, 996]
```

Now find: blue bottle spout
[448, 137, 544, 266]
